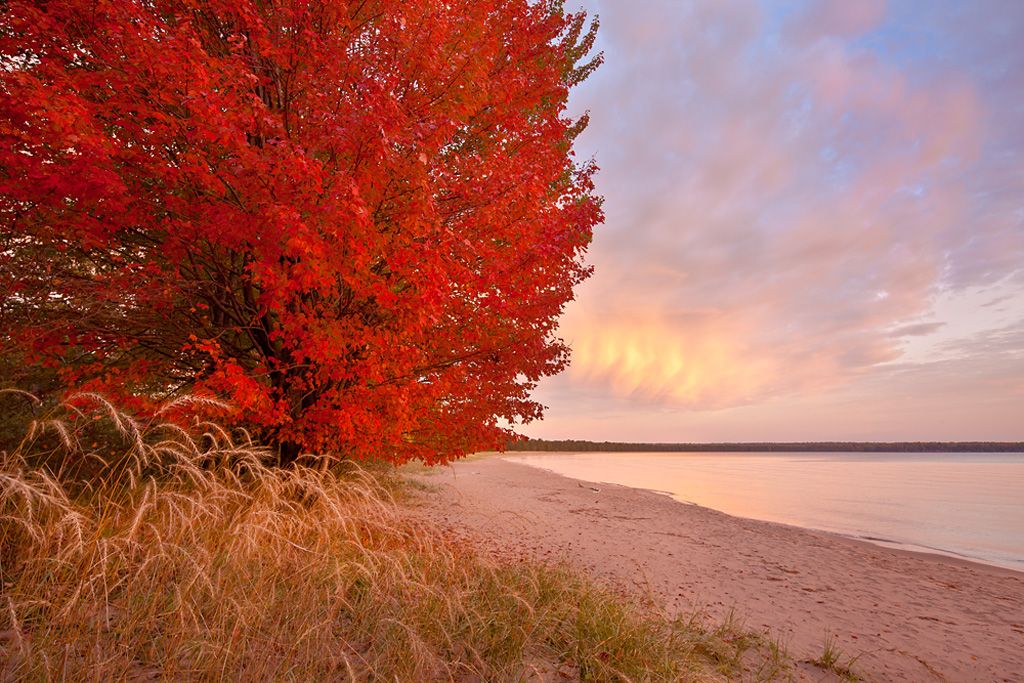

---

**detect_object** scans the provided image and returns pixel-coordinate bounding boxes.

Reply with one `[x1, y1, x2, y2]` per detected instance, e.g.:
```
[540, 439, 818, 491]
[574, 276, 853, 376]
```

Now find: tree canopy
[0, 0, 602, 465]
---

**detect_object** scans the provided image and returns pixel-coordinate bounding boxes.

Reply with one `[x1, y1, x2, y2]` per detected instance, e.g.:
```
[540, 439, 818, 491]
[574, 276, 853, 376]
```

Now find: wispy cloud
[889, 322, 946, 338]
[533, 0, 1024, 439]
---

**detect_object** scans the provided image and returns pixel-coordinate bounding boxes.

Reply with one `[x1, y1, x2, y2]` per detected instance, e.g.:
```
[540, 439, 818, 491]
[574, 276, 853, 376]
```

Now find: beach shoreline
[410, 455, 1024, 682]
[512, 453, 1024, 577]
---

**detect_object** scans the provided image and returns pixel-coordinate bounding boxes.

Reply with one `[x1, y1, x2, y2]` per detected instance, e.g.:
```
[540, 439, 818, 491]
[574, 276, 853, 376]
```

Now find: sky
[528, 0, 1024, 442]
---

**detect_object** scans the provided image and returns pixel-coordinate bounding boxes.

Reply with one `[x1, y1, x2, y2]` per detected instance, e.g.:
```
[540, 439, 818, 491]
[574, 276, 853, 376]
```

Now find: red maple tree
[0, 0, 601, 464]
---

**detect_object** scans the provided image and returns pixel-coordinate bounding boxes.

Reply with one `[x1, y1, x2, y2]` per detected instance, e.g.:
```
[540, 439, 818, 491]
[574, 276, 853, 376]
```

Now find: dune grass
[1, 394, 792, 681]
[808, 631, 862, 682]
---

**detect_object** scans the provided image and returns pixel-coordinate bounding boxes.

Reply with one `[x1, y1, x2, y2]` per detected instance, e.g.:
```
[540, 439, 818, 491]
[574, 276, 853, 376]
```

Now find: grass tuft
[808, 630, 862, 681]
[1, 394, 792, 681]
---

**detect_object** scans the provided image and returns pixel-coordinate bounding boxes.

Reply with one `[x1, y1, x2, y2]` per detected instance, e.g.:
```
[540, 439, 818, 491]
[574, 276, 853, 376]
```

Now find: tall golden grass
[1, 394, 789, 681]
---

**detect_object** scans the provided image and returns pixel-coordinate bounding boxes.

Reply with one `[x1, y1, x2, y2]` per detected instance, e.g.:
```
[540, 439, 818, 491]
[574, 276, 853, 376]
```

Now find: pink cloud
[787, 0, 888, 43]
[529, 0, 1024, 440]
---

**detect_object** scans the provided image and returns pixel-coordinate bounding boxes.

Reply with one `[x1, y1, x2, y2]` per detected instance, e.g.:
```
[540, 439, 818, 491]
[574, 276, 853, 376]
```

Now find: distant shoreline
[507, 439, 1024, 452]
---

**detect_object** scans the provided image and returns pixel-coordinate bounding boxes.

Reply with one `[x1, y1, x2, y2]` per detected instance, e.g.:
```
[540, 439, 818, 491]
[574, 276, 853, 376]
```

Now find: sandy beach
[410, 456, 1024, 682]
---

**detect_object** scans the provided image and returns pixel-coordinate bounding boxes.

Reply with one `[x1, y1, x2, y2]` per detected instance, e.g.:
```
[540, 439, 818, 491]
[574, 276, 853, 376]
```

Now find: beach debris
[577, 482, 601, 492]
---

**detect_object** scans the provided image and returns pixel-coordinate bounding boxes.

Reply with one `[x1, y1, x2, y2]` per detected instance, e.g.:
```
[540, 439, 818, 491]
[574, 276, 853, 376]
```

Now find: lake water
[504, 452, 1024, 572]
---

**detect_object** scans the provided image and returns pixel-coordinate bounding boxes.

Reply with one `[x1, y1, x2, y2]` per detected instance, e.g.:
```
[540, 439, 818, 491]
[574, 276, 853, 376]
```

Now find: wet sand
[410, 456, 1024, 682]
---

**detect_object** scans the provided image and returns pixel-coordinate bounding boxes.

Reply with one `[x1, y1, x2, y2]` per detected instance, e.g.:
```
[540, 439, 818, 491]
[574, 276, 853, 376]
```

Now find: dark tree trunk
[277, 440, 301, 468]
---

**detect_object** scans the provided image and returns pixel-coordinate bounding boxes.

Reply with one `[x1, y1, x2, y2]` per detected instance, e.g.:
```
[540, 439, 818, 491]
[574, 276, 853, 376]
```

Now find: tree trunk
[277, 440, 301, 468]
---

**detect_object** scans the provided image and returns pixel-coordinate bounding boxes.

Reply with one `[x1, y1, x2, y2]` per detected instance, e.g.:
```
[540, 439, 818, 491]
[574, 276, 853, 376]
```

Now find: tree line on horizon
[506, 439, 1024, 453]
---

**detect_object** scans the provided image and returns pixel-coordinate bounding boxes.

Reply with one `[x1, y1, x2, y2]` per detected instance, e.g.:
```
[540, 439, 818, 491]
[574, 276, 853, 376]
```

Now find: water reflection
[504, 452, 1024, 571]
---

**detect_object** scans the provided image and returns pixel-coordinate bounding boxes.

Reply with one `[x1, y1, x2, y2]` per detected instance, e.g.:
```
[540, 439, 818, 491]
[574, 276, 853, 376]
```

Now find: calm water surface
[504, 452, 1024, 572]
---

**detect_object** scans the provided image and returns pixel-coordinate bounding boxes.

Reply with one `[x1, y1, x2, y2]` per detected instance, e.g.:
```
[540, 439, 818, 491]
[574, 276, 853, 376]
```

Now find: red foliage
[0, 0, 601, 464]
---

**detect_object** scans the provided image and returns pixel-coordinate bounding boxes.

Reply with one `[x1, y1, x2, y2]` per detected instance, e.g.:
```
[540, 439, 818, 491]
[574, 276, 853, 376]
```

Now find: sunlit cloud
[530, 0, 1024, 440]
[565, 312, 774, 407]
